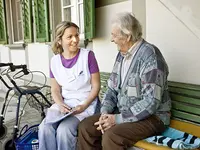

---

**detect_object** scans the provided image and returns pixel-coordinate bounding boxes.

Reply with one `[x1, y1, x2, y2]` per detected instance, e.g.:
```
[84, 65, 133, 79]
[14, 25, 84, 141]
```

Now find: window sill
[46, 40, 86, 47]
[6, 43, 26, 50]
[4, 38, 91, 50]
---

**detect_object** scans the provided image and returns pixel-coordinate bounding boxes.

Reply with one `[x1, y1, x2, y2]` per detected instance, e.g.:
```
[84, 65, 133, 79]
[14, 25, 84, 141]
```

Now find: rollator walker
[0, 63, 52, 150]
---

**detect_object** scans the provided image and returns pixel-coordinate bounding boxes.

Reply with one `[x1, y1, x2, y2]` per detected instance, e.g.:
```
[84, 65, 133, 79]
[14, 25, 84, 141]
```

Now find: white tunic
[50, 48, 97, 121]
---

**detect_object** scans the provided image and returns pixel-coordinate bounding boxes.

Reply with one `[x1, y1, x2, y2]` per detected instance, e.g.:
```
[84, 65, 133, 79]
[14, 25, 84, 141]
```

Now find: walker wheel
[3, 138, 16, 150]
[0, 124, 7, 139]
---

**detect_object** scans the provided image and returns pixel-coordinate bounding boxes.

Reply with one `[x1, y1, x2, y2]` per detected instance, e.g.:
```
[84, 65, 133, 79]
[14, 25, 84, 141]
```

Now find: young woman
[38, 21, 100, 150]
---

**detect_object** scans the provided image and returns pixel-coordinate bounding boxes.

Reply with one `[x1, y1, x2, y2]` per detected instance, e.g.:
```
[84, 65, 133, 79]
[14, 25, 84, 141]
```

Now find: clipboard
[45, 108, 74, 124]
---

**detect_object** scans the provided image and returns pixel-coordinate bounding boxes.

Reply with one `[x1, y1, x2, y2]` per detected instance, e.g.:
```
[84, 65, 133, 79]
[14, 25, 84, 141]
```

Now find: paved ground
[0, 91, 143, 150]
[0, 91, 42, 150]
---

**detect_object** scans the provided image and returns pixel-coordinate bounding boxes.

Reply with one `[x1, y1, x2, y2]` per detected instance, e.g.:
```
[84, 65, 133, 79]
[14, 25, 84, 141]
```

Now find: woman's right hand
[59, 103, 72, 114]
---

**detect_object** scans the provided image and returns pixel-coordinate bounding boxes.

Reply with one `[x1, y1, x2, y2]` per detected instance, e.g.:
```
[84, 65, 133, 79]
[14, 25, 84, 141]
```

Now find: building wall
[1, 0, 200, 89]
[0, 46, 26, 90]
[146, 0, 200, 84]
[10, 50, 26, 65]
[0, 46, 10, 63]
[93, 0, 200, 84]
[26, 43, 53, 86]
[0, 46, 11, 91]
[132, 0, 146, 39]
[93, 0, 132, 72]
[0, 43, 52, 90]
[27, 43, 52, 77]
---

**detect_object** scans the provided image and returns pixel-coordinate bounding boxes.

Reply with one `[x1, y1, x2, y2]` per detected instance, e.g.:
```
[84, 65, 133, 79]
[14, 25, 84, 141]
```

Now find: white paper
[45, 108, 74, 124]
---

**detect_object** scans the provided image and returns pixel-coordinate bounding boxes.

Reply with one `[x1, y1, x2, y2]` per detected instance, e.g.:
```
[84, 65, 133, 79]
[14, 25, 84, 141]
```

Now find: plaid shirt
[101, 39, 171, 125]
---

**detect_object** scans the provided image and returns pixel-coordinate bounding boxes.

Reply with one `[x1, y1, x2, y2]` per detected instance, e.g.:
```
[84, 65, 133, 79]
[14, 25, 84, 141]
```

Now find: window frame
[1, 0, 95, 46]
[0, 0, 8, 44]
[61, 0, 84, 40]
[3, 0, 50, 45]
[9, 0, 24, 43]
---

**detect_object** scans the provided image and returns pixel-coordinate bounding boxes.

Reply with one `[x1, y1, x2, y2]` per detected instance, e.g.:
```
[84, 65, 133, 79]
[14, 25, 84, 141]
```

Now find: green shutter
[34, 0, 50, 42]
[22, 0, 33, 42]
[83, 0, 95, 40]
[0, 0, 7, 44]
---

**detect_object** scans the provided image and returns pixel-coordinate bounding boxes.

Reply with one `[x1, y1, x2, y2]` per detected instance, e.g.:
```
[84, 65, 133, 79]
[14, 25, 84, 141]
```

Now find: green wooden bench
[100, 72, 200, 150]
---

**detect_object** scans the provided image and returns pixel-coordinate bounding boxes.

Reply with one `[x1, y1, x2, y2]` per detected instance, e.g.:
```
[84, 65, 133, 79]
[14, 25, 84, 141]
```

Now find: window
[0, 0, 95, 45]
[61, 0, 95, 40]
[0, 0, 50, 44]
[61, 0, 84, 39]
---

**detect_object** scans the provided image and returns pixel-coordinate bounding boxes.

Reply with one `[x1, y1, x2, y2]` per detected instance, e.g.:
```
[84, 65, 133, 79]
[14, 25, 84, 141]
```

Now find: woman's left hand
[73, 104, 87, 114]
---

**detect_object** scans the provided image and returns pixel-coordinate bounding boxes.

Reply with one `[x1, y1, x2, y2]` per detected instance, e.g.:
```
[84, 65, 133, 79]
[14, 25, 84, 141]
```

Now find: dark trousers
[77, 114, 166, 150]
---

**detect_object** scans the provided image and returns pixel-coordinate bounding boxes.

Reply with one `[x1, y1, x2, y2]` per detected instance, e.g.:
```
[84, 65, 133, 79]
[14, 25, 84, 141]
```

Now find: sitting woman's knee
[39, 122, 54, 136]
[57, 117, 79, 137]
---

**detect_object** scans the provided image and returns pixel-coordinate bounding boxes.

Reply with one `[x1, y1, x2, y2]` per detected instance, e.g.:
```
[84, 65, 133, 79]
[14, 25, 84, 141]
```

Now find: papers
[45, 108, 74, 124]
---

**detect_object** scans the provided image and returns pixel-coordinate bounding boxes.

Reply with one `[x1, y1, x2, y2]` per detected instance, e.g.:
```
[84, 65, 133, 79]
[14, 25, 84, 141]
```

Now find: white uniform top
[50, 48, 97, 121]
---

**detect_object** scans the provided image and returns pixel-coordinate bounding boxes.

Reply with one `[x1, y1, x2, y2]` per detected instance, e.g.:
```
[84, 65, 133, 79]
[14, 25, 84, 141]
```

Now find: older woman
[38, 21, 100, 150]
[77, 12, 171, 150]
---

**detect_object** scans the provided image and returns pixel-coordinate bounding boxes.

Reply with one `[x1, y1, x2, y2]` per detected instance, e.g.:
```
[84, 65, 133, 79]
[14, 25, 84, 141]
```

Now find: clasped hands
[60, 104, 116, 133]
[59, 103, 87, 115]
[94, 114, 116, 134]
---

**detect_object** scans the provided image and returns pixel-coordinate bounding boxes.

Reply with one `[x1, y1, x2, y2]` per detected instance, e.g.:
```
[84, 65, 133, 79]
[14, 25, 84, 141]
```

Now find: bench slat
[171, 109, 200, 124]
[172, 101, 200, 115]
[170, 93, 200, 105]
[169, 81, 200, 91]
[169, 86, 200, 98]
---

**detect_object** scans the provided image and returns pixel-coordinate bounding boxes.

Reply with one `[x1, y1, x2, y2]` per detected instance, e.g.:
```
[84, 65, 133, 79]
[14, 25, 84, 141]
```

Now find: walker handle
[10, 64, 29, 75]
[0, 63, 13, 67]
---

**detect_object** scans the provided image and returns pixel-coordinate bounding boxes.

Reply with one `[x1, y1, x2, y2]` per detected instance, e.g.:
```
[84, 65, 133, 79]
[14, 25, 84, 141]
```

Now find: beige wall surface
[132, 0, 146, 39]
[27, 43, 52, 78]
[0, 46, 26, 90]
[146, 0, 200, 84]
[93, 1, 132, 72]
[0, 46, 10, 91]
[0, 46, 10, 63]
[1, 0, 200, 86]
[10, 50, 26, 65]
[0, 44, 52, 90]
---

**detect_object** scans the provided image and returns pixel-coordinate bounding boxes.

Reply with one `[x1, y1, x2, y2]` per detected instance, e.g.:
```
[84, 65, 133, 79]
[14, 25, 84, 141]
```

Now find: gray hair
[112, 12, 142, 42]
